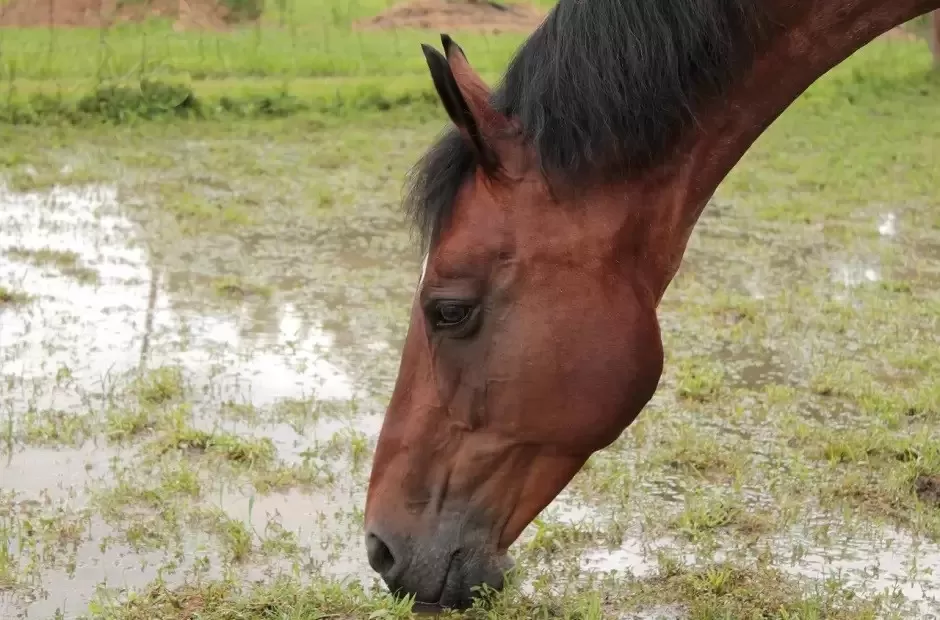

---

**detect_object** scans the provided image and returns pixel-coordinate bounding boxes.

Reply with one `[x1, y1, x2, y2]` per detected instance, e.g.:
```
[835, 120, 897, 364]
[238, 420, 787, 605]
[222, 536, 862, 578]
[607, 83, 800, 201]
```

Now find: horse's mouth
[407, 547, 461, 612]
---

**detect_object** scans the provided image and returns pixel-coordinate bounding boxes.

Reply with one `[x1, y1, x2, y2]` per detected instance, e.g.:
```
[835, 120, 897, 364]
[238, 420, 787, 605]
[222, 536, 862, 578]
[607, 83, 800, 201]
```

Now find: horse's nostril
[365, 531, 396, 577]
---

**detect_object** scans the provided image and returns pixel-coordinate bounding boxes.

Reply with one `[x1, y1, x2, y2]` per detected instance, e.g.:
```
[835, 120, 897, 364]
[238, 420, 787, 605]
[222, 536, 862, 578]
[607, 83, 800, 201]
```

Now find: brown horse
[364, 0, 940, 609]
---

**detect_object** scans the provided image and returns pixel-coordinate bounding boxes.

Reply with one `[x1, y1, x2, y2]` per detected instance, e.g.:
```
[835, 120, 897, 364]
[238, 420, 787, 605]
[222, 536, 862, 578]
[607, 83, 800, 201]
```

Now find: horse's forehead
[431, 174, 609, 270]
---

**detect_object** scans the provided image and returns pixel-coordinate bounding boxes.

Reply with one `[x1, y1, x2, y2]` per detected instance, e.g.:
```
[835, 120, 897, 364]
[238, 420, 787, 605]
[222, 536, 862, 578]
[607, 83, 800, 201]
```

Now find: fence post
[930, 11, 940, 68]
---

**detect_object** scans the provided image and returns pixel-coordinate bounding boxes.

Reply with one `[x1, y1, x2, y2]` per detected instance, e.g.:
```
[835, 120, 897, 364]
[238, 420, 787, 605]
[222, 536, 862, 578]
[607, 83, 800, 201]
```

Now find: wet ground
[0, 93, 938, 619]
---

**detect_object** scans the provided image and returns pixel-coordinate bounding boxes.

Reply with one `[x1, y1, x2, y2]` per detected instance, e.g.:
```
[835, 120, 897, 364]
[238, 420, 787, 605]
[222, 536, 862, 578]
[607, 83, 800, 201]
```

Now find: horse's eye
[435, 302, 471, 327]
[430, 301, 478, 333]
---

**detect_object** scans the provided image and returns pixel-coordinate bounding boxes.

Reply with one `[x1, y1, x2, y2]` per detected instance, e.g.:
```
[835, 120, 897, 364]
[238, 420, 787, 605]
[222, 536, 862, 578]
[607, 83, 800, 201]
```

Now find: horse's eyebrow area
[425, 251, 489, 283]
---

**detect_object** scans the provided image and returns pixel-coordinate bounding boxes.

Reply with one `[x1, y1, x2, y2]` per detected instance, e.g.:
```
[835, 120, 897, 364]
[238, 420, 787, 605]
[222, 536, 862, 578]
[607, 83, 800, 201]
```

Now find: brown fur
[365, 0, 940, 609]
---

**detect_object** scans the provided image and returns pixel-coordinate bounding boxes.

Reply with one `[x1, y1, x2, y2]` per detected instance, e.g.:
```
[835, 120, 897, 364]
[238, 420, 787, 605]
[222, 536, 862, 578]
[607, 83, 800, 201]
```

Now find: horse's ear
[421, 35, 505, 171]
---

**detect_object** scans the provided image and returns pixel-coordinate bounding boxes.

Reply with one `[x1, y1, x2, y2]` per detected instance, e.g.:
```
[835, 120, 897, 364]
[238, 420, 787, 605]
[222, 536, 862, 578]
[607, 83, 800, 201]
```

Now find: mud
[355, 0, 546, 34]
[0, 176, 404, 616]
[0, 0, 240, 30]
[917, 476, 940, 507]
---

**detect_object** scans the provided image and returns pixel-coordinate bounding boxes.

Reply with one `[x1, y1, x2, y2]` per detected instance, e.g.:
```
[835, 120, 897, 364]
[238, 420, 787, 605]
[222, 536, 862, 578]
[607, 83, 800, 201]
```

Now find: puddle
[581, 518, 940, 615]
[581, 536, 680, 580]
[619, 606, 685, 620]
[0, 184, 359, 418]
[0, 182, 405, 617]
[1, 442, 120, 499]
[878, 213, 898, 237]
[218, 485, 372, 582]
[0, 515, 238, 620]
[831, 258, 882, 288]
[778, 524, 940, 608]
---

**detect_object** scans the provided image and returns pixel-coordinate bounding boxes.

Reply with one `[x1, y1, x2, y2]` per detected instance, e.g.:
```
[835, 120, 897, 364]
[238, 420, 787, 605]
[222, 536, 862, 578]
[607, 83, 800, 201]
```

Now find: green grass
[0, 285, 30, 305]
[0, 1, 553, 79]
[5, 246, 100, 284]
[77, 558, 904, 620]
[0, 0, 550, 125]
[0, 1, 933, 126]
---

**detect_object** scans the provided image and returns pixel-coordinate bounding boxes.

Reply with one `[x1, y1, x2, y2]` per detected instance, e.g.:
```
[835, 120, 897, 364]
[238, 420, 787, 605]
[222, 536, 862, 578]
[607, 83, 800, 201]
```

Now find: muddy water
[0, 158, 938, 620]
[0, 186, 359, 413]
[569, 204, 940, 616]
[581, 520, 940, 613]
[0, 182, 409, 617]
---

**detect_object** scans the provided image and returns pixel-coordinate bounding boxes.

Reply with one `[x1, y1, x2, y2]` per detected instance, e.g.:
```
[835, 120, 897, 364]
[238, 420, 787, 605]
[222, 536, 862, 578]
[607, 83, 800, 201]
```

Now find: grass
[0, 0, 555, 124]
[211, 274, 274, 301]
[5, 246, 100, 284]
[0, 1, 553, 80]
[0, 3, 937, 618]
[0, 285, 30, 305]
[77, 558, 906, 620]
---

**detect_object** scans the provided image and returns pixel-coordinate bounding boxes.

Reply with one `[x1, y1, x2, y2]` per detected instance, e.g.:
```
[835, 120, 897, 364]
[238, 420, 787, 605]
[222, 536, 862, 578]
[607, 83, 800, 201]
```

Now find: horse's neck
[643, 0, 940, 301]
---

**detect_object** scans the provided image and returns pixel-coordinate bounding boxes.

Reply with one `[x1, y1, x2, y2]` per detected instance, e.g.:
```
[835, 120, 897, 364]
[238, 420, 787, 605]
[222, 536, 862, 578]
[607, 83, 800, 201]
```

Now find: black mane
[406, 0, 768, 249]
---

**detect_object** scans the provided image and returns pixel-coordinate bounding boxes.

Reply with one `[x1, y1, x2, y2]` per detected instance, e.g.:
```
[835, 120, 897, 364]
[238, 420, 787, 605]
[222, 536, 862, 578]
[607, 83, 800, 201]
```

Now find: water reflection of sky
[576, 519, 940, 615]
[0, 184, 358, 418]
[0, 182, 382, 618]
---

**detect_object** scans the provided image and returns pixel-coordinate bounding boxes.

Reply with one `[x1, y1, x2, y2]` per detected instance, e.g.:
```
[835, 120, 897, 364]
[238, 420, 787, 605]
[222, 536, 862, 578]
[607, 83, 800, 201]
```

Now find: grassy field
[1, 2, 939, 619]
[0, 0, 545, 77]
[0, 0, 556, 123]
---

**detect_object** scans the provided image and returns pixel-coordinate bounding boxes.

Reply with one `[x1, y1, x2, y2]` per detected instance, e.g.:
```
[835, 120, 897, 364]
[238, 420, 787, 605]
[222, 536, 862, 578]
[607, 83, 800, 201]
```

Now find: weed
[5, 247, 99, 284]
[0, 286, 30, 305]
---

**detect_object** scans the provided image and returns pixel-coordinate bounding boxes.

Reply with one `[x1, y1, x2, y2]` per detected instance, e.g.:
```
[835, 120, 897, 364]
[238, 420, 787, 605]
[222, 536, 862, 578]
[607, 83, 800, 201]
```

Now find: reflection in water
[831, 259, 881, 288]
[138, 266, 160, 372]
[581, 521, 940, 615]
[0, 441, 118, 498]
[1, 185, 154, 410]
[878, 212, 897, 237]
[0, 184, 356, 420]
[171, 302, 354, 408]
[777, 523, 940, 607]
[0, 183, 386, 618]
[581, 536, 678, 580]
[6, 516, 232, 620]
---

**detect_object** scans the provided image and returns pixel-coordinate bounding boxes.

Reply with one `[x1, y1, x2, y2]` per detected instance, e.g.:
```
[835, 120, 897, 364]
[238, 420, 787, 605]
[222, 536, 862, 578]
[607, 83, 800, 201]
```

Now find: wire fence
[0, 1, 543, 84]
[0, 0, 556, 120]
[0, 1, 936, 121]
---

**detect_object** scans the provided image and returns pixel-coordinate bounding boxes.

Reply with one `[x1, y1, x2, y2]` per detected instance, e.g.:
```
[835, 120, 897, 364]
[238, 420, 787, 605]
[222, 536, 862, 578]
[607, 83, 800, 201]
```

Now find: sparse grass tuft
[82, 576, 417, 620]
[211, 275, 273, 301]
[0, 286, 30, 306]
[132, 367, 185, 407]
[147, 415, 277, 468]
[671, 493, 774, 542]
[21, 409, 93, 447]
[5, 247, 99, 285]
[674, 357, 725, 403]
[644, 562, 892, 620]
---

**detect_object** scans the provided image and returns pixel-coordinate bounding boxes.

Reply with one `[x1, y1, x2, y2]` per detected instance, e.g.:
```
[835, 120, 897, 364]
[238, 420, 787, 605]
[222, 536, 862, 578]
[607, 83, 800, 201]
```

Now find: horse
[363, 0, 940, 609]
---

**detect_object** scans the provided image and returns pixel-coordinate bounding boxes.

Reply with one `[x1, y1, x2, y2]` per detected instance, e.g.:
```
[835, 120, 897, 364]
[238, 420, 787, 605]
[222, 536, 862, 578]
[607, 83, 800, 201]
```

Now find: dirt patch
[0, 0, 250, 30]
[882, 26, 922, 42]
[355, 0, 546, 35]
[881, 15, 937, 42]
[915, 475, 940, 507]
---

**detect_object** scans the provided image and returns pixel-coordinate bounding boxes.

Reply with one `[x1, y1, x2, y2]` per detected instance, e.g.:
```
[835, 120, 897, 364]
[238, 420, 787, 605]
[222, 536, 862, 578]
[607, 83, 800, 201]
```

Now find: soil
[915, 475, 940, 508]
[0, 0, 241, 31]
[882, 26, 922, 42]
[355, 0, 546, 35]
